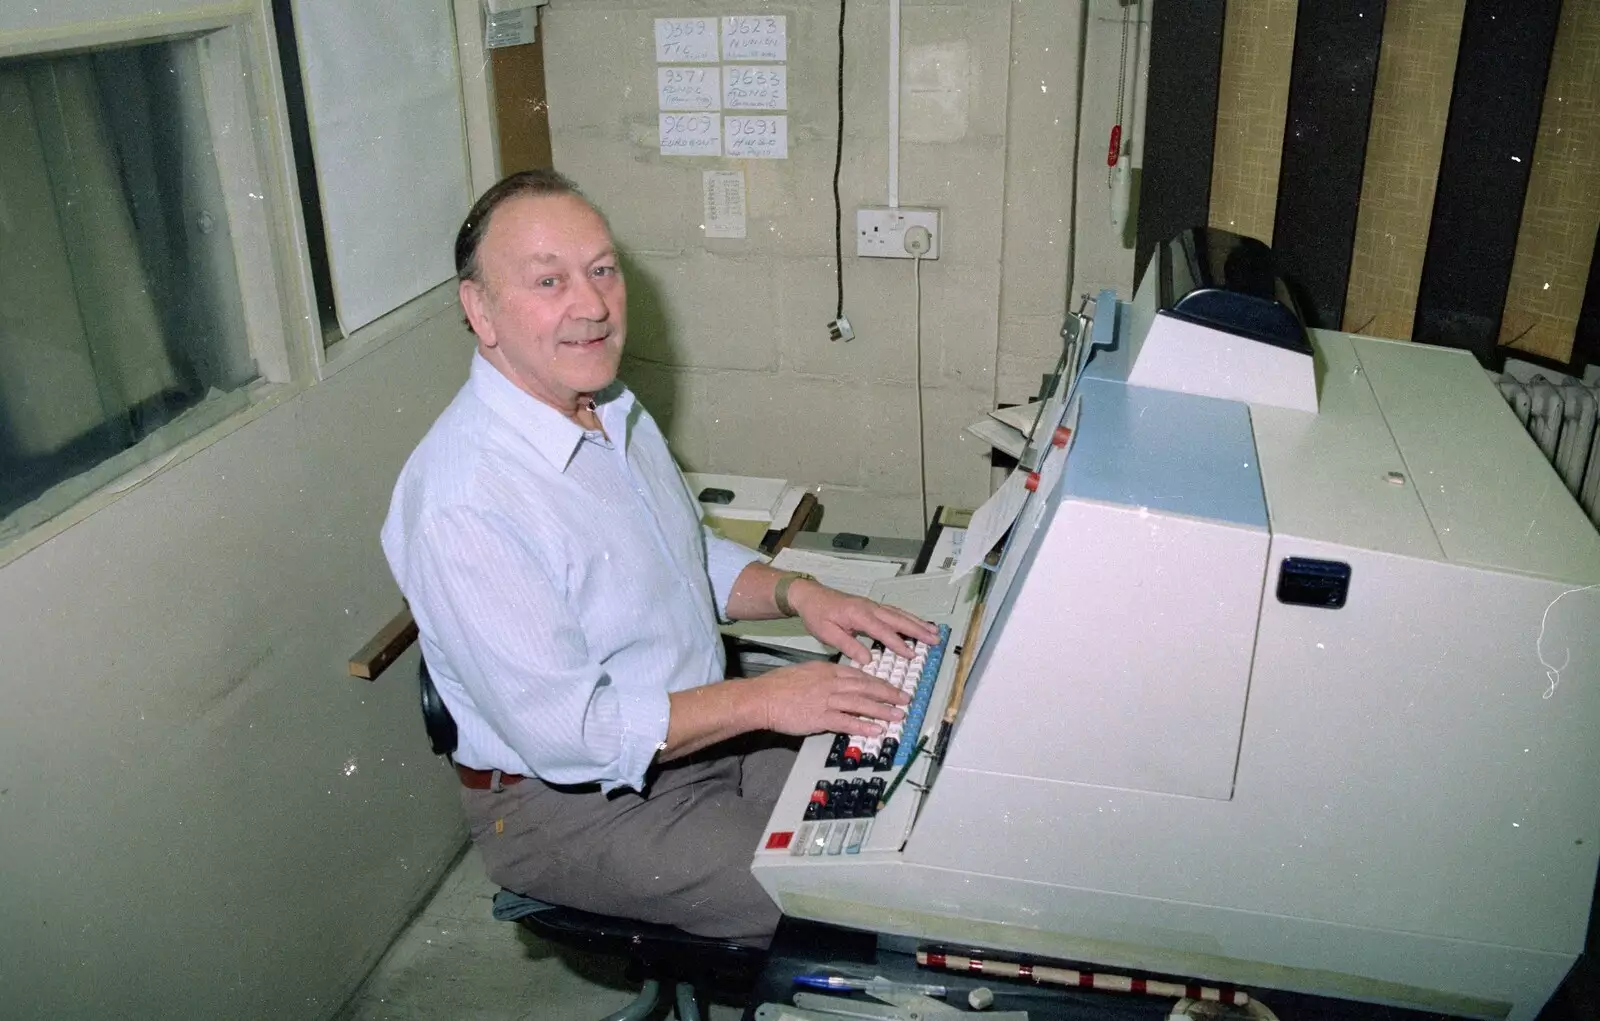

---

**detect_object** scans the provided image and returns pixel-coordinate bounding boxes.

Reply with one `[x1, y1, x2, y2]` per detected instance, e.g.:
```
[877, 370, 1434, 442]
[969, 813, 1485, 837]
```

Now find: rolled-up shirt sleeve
[703, 527, 765, 620]
[409, 504, 668, 792]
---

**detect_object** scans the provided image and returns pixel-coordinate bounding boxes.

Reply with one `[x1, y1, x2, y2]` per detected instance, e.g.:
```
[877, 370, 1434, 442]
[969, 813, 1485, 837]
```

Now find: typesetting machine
[750, 229, 1600, 1021]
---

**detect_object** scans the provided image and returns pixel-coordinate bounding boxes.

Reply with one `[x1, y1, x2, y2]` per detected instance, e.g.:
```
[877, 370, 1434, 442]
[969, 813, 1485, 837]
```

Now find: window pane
[0, 37, 255, 527]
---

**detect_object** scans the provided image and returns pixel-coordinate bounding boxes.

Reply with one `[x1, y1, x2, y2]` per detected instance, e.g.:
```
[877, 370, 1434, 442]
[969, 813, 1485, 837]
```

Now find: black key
[826, 734, 849, 769]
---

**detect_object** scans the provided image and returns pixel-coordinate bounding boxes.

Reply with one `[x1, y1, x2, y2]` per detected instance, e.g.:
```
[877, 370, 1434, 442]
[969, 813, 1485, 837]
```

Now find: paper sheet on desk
[770, 547, 904, 597]
[990, 401, 1043, 435]
[949, 469, 1029, 581]
[722, 617, 832, 658]
[963, 416, 1026, 458]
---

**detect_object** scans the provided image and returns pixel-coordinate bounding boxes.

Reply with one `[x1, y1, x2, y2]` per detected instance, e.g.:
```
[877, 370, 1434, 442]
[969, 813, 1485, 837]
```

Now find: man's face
[460, 193, 626, 413]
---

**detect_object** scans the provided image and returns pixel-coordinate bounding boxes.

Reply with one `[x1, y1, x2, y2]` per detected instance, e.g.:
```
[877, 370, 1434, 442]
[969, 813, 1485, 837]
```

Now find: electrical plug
[904, 225, 933, 257]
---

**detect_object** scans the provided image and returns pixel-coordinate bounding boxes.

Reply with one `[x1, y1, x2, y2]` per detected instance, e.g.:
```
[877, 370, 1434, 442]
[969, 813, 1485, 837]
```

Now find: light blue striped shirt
[381, 354, 763, 793]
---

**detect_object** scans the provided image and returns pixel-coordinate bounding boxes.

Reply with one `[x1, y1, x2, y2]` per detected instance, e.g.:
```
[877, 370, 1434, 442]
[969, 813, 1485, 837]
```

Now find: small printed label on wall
[485, 7, 536, 48]
[660, 112, 722, 156]
[723, 115, 786, 159]
[659, 66, 721, 110]
[722, 15, 786, 61]
[655, 18, 719, 62]
[723, 65, 786, 110]
[703, 170, 747, 238]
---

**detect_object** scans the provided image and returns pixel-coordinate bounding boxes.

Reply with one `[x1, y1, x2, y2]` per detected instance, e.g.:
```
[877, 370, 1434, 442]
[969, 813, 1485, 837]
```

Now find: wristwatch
[773, 571, 816, 617]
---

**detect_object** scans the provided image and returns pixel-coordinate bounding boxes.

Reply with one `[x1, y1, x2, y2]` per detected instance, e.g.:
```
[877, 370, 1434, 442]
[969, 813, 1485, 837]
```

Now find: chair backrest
[418, 657, 459, 757]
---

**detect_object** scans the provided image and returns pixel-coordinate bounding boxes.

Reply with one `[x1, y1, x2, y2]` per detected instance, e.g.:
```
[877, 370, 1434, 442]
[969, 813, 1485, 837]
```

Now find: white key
[845, 819, 871, 854]
[808, 821, 832, 856]
[826, 822, 848, 855]
[791, 822, 814, 857]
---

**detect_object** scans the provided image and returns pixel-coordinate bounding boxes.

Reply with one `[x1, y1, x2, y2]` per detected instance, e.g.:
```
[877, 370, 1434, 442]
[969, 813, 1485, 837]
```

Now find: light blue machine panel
[1063, 377, 1267, 528]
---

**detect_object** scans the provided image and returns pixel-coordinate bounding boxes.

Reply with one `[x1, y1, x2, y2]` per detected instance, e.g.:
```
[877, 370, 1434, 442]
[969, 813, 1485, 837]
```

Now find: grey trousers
[460, 735, 798, 947]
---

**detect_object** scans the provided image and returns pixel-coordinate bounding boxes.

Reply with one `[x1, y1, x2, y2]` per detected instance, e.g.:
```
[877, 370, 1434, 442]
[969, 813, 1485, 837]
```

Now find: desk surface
[742, 917, 1467, 1021]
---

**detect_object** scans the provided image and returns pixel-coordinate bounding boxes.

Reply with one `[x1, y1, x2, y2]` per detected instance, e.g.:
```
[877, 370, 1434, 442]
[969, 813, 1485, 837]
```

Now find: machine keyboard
[757, 623, 959, 859]
[823, 624, 949, 773]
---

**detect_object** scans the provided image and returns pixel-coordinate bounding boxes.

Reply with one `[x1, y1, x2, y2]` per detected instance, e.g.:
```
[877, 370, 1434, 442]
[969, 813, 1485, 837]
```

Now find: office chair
[418, 657, 765, 1021]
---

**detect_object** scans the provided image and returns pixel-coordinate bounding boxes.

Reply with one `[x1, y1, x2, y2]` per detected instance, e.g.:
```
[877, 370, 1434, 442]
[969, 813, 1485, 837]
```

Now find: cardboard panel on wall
[291, 0, 471, 334]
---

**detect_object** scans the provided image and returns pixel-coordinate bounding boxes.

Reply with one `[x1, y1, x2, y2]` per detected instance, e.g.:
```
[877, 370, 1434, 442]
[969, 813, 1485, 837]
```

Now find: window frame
[0, 5, 321, 565]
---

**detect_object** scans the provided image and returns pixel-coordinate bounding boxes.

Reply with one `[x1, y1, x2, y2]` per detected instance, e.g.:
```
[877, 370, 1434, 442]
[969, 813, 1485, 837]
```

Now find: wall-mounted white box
[856, 206, 940, 259]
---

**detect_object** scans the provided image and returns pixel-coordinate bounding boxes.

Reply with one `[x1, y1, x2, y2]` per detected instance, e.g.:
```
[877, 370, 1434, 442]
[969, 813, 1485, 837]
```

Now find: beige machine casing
[751, 279, 1600, 1021]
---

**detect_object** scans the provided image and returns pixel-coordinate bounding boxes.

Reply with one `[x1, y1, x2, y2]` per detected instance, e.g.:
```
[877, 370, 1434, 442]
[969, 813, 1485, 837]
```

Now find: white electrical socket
[856, 207, 940, 259]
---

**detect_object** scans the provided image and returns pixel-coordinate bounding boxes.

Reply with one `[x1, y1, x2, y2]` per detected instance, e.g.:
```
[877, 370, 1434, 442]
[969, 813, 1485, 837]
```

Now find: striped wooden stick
[917, 950, 1250, 1006]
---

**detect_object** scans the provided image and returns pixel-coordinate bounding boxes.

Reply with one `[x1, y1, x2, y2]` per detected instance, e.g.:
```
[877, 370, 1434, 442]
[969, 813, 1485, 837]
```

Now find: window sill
[319, 280, 460, 381]
[0, 283, 462, 568]
[0, 380, 301, 569]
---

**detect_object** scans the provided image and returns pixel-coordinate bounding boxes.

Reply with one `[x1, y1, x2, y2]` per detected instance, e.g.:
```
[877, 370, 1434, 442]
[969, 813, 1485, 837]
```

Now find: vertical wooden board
[492, 37, 552, 173]
[1497, 0, 1600, 366]
[1206, 0, 1298, 246]
[1341, 0, 1466, 340]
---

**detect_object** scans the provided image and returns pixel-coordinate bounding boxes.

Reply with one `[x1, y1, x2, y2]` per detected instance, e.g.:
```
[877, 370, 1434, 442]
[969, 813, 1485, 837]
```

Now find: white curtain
[0, 58, 177, 458]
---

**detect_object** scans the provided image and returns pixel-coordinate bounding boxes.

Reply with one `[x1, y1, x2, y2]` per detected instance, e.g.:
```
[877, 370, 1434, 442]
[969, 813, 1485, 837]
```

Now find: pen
[793, 975, 948, 997]
[875, 735, 927, 811]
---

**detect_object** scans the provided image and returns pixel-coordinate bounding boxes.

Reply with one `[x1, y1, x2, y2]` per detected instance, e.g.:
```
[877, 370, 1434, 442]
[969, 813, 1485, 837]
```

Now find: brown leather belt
[454, 762, 528, 790]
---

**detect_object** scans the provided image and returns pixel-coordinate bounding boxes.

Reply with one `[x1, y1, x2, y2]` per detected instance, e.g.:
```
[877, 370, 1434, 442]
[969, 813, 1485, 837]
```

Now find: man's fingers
[824, 627, 874, 665]
[882, 606, 941, 643]
[859, 605, 939, 650]
[829, 670, 910, 704]
[828, 678, 909, 711]
[828, 713, 886, 737]
[832, 694, 906, 723]
[856, 617, 917, 659]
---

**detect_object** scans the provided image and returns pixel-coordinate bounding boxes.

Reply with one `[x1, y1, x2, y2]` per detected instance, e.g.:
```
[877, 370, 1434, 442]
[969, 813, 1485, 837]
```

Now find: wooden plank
[491, 36, 552, 173]
[1496, 2, 1600, 365]
[764, 491, 819, 555]
[1206, 0, 1299, 247]
[1340, 0, 1466, 339]
[348, 607, 418, 680]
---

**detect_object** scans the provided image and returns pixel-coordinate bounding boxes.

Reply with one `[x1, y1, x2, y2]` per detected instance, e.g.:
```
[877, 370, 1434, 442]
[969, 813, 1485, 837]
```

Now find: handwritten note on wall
[659, 66, 720, 110]
[659, 112, 721, 156]
[725, 115, 787, 159]
[656, 15, 788, 159]
[723, 65, 786, 110]
[655, 18, 718, 62]
[722, 15, 786, 61]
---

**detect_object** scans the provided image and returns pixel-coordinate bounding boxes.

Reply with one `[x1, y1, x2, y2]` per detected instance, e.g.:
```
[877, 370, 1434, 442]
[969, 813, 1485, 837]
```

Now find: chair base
[494, 890, 763, 1021]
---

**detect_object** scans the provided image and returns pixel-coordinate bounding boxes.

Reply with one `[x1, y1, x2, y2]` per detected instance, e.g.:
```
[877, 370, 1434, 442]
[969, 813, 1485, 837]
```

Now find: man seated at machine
[381, 169, 940, 946]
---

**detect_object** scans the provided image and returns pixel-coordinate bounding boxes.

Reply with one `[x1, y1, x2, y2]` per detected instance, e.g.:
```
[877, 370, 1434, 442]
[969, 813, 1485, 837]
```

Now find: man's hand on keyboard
[785, 580, 941, 664]
[751, 661, 910, 737]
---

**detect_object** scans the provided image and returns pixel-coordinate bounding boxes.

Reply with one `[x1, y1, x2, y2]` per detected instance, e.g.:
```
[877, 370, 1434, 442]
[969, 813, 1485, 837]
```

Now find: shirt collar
[468, 351, 636, 472]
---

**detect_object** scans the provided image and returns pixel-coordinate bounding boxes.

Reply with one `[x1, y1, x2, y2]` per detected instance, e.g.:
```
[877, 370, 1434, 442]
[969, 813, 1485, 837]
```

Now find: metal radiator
[1494, 370, 1600, 529]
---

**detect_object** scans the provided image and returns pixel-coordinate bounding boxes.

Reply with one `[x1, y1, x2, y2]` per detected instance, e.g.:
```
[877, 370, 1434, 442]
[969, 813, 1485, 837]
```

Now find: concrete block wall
[542, 0, 1089, 536]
